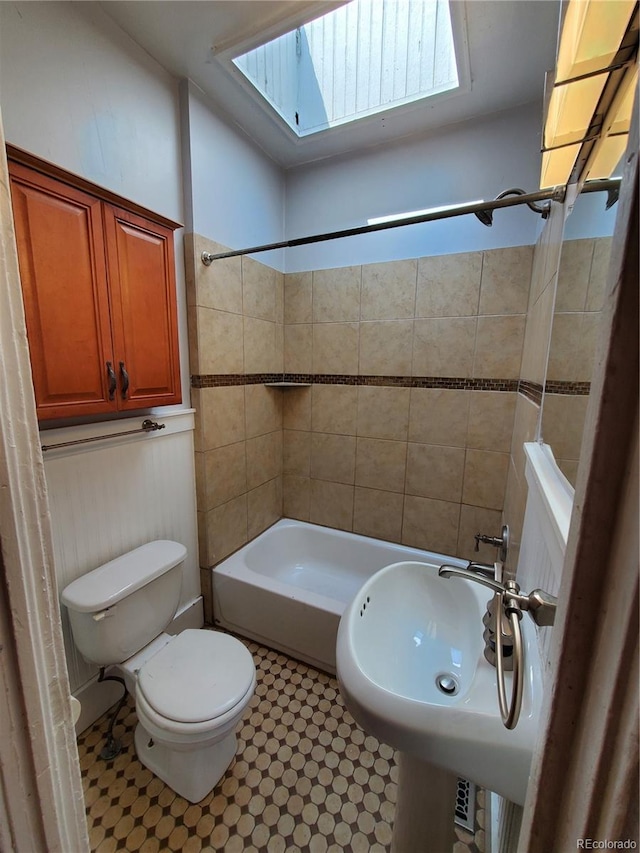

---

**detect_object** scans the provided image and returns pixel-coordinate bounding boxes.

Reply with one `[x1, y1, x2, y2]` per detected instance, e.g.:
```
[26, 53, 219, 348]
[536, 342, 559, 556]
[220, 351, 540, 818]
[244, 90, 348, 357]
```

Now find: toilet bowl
[129, 629, 256, 802]
[61, 541, 256, 803]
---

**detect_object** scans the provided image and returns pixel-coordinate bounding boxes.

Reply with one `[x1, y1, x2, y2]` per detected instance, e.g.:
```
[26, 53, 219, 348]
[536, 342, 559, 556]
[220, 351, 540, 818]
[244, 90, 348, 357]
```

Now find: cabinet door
[103, 205, 181, 410]
[9, 163, 116, 420]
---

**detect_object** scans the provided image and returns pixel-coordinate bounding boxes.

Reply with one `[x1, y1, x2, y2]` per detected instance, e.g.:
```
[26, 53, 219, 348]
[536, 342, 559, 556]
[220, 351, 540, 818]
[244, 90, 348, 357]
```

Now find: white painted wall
[283, 103, 545, 271]
[0, 1, 191, 404]
[184, 81, 286, 270]
[0, 3, 201, 732]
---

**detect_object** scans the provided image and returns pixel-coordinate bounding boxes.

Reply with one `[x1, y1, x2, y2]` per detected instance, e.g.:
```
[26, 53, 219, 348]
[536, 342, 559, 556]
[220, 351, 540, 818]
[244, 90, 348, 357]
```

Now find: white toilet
[61, 540, 256, 803]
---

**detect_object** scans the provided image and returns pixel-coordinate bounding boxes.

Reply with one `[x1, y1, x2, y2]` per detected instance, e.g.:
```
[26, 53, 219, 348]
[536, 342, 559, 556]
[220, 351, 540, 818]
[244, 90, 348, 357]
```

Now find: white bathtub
[211, 519, 467, 673]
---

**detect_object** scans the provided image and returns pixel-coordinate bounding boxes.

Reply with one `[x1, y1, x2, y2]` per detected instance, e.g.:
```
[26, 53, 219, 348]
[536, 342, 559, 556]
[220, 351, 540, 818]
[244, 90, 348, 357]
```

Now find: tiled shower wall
[281, 246, 534, 563]
[185, 234, 285, 618]
[543, 236, 612, 485]
[502, 206, 564, 575]
[188, 231, 613, 613]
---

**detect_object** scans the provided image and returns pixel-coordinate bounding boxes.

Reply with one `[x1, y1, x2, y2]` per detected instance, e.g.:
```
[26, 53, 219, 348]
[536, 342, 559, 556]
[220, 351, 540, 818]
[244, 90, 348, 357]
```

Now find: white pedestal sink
[336, 560, 542, 850]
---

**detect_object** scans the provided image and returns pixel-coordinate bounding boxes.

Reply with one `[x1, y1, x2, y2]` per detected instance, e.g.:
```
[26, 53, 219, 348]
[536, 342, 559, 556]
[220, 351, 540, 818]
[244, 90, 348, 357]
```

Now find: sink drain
[435, 673, 459, 696]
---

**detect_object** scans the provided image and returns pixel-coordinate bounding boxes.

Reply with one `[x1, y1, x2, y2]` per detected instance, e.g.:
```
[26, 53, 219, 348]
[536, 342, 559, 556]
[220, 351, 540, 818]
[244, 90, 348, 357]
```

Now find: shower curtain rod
[201, 178, 621, 264]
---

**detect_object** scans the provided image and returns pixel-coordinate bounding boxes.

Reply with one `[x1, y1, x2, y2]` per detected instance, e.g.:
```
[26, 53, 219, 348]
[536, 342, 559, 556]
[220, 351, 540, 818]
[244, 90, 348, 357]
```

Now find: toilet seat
[137, 629, 255, 726]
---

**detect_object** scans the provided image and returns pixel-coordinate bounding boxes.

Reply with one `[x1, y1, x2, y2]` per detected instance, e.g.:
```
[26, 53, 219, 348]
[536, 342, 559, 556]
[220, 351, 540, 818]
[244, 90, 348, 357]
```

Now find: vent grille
[454, 777, 476, 833]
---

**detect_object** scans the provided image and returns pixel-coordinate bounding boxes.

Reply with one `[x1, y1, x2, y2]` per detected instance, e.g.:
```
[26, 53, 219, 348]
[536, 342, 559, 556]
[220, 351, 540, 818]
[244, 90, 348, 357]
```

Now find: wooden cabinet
[8, 154, 181, 421]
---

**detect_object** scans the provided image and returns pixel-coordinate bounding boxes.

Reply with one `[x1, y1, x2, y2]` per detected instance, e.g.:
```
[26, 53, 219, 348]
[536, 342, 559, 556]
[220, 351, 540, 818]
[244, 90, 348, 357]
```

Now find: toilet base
[134, 723, 237, 803]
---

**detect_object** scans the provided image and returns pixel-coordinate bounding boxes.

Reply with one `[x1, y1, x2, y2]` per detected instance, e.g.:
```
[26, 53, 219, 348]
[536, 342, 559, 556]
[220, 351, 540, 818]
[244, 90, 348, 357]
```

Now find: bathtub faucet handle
[474, 525, 510, 562]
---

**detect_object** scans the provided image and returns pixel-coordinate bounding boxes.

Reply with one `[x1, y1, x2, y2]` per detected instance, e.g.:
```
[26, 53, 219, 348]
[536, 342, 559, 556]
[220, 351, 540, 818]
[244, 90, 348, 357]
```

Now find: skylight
[233, 0, 460, 137]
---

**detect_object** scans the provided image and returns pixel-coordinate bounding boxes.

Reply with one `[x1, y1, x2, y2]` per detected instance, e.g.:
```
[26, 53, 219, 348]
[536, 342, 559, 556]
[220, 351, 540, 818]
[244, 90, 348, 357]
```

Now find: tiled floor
[79, 635, 486, 852]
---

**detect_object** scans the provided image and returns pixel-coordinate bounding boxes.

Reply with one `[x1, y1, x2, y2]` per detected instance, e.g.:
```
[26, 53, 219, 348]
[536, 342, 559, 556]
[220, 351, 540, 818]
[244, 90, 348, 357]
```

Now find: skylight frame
[223, 0, 471, 142]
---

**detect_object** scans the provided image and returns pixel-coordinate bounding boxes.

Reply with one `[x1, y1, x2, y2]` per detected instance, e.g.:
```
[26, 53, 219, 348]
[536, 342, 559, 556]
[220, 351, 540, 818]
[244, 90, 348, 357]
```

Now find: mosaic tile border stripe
[191, 373, 519, 392]
[518, 381, 543, 406]
[545, 380, 592, 396]
[191, 373, 591, 397]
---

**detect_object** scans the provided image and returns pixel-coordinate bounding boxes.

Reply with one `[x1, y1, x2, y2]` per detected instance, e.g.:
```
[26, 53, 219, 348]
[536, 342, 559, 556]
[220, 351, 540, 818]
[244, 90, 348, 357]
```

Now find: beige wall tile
[284, 272, 313, 324]
[510, 394, 540, 485]
[520, 280, 555, 386]
[198, 308, 244, 374]
[313, 323, 359, 374]
[283, 387, 312, 430]
[356, 386, 410, 440]
[248, 477, 282, 540]
[503, 457, 527, 577]
[585, 236, 612, 312]
[283, 475, 311, 521]
[311, 385, 358, 435]
[355, 438, 407, 493]
[206, 494, 248, 565]
[204, 441, 247, 509]
[557, 458, 579, 487]
[547, 313, 599, 382]
[353, 487, 404, 543]
[479, 246, 533, 315]
[473, 315, 525, 379]
[194, 450, 206, 508]
[311, 433, 356, 484]
[528, 228, 548, 309]
[274, 322, 284, 374]
[402, 495, 460, 555]
[283, 430, 311, 476]
[416, 252, 482, 317]
[199, 386, 246, 450]
[276, 272, 284, 324]
[313, 266, 361, 322]
[541, 394, 589, 460]
[408, 388, 469, 447]
[361, 259, 417, 320]
[242, 256, 278, 321]
[359, 320, 414, 375]
[467, 392, 517, 452]
[193, 236, 243, 314]
[284, 324, 312, 374]
[555, 238, 593, 312]
[246, 430, 282, 490]
[245, 385, 282, 438]
[413, 318, 476, 377]
[456, 504, 502, 562]
[310, 480, 354, 530]
[244, 317, 279, 373]
[405, 443, 465, 502]
[462, 449, 509, 511]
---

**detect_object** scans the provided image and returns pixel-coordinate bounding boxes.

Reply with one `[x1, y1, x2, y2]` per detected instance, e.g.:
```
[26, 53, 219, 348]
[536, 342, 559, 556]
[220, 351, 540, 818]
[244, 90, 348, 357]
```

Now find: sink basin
[336, 560, 542, 805]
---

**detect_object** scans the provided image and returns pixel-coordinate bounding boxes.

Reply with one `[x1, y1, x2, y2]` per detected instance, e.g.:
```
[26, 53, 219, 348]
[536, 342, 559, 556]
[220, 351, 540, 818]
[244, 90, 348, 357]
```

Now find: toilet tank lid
[61, 540, 187, 613]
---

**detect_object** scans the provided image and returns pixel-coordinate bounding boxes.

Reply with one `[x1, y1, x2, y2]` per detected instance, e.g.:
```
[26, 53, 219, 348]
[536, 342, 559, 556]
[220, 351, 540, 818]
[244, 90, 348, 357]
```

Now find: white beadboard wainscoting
[42, 409, 202, 733]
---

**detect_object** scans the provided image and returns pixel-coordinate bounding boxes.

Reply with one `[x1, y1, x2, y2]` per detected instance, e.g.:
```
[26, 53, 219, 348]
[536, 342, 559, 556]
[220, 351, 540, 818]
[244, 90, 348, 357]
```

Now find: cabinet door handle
[119, 361, 130, 400]
[106, 361, 117, 400]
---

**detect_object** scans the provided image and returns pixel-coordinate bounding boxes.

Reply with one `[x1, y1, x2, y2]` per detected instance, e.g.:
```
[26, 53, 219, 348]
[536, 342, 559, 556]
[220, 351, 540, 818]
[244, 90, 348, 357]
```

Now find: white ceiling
[100, 0, 561, 169]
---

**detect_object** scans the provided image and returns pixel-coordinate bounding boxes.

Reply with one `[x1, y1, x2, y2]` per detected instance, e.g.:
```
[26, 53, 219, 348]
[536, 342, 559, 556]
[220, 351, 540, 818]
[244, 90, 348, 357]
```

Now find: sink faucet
[437, 565, 557, 627]
[438, 563, 557, 730]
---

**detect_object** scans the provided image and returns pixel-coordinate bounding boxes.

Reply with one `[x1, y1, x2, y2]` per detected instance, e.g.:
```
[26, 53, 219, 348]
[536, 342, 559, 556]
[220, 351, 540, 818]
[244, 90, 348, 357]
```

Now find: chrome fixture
[474, 188, 551, 227]
[198, 179, 619, 265]
[474, 524, 510, 563]
[437, 565, 557, 729]
[40, 419, 165, 453]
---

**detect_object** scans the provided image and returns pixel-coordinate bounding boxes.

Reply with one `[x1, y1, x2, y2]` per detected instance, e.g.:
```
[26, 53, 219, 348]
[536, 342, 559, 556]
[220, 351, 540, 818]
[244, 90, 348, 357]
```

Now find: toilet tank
[61, 540, 186, 666]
